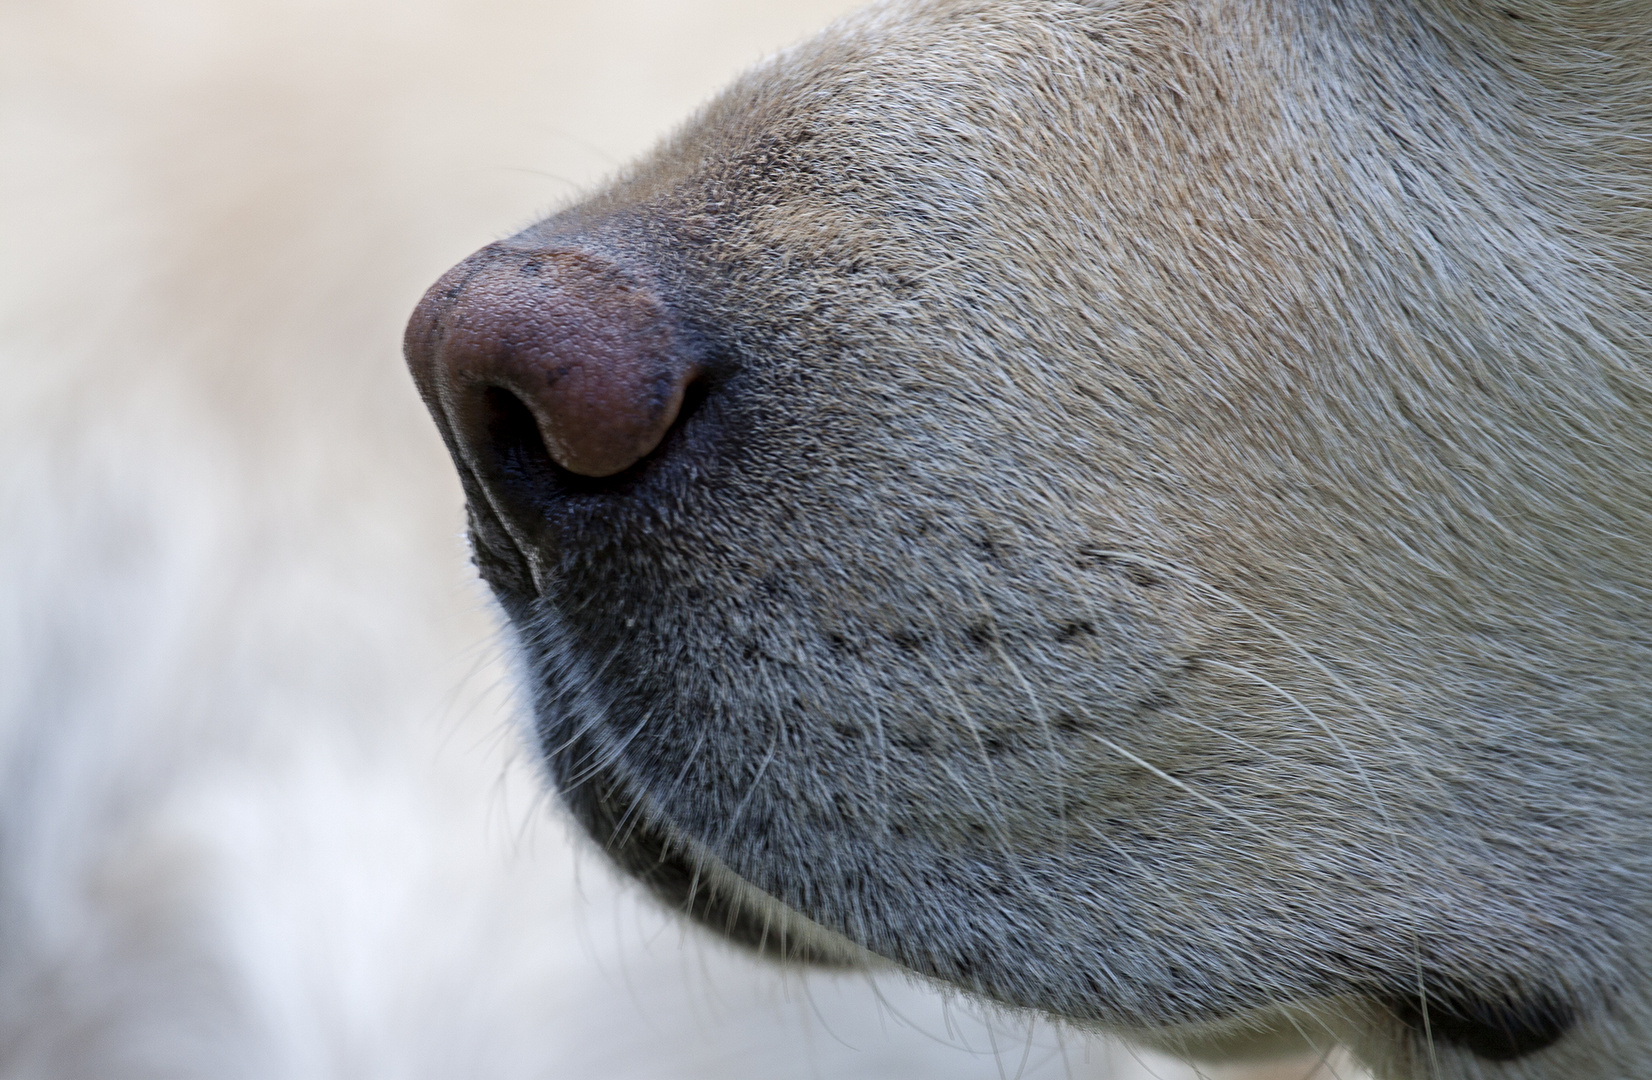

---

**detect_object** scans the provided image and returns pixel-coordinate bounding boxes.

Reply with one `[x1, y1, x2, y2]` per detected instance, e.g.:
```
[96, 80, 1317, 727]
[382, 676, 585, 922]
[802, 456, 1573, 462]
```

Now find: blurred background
[1, 1, 1352, 1076]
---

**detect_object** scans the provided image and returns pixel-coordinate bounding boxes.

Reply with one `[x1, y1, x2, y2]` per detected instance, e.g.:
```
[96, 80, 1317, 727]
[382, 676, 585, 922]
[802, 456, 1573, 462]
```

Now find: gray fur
[13, 0, 1278, 1075]
[430, 1, 1652, 1077]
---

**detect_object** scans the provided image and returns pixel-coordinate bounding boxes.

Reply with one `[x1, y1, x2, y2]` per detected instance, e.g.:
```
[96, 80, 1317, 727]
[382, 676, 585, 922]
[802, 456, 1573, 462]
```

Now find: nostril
[474, 372, 711, 502]
[480, 385, 557, 493]
[673, 373, 710, 437]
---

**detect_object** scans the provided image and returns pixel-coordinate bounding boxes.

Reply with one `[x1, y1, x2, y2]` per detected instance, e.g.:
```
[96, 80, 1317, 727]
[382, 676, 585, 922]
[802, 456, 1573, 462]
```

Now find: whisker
[609, 729, 705, 858]
[1084, 550, 1445, 796]
[1199, 658, 1401, 840]
[1087, 550, 1444, 1075]
[970, 589, 1071, 841]
[1084, 731, 1263, 836]
[711, 721, 781, 856]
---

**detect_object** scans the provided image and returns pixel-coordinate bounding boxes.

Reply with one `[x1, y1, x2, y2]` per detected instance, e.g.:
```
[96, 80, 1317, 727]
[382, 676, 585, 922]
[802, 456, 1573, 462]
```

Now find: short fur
[418, 1, 1652, 1077]
[7, 1, 1286, 1076]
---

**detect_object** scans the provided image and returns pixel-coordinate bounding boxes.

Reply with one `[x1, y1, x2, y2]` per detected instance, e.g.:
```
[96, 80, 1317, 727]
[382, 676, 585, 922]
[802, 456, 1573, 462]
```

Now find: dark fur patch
[1392, 988, 1576, 1061]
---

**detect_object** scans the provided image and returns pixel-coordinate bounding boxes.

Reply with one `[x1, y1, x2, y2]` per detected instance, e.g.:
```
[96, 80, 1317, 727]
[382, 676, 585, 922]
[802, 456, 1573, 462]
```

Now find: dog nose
[407, 246, 702, 479]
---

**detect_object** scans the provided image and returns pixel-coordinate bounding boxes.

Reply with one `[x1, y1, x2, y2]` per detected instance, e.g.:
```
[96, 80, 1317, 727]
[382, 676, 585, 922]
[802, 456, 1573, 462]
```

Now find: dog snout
[407, 245, 705, 492]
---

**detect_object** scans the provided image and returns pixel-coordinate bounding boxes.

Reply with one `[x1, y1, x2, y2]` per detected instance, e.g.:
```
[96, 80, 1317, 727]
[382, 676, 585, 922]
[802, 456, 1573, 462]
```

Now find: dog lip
[1390, 987, 1578, 1061]
[548, 723, 857, 966]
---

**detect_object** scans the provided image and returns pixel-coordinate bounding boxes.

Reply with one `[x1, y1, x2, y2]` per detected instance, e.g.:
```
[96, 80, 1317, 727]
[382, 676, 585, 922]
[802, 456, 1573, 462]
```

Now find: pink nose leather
[409, 248, 700, 479]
